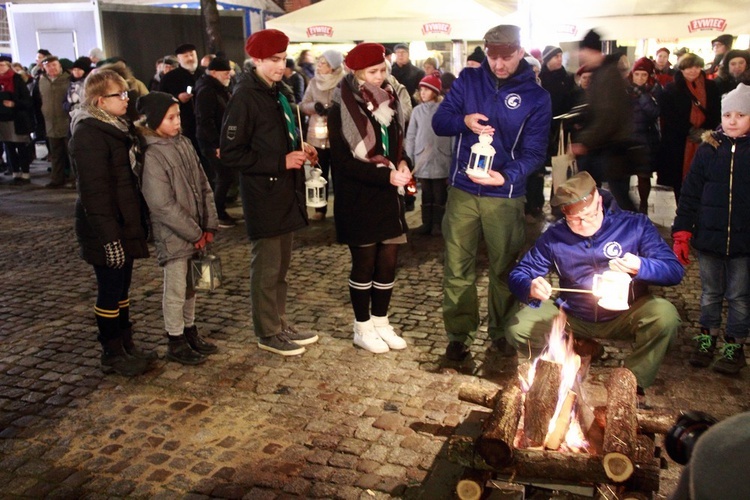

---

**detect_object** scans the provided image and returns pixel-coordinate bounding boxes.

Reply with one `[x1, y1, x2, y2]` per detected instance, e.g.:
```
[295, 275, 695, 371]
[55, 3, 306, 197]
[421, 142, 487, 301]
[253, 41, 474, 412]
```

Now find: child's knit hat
[721, 83, 750, 115]
[136, 91, 179, 130]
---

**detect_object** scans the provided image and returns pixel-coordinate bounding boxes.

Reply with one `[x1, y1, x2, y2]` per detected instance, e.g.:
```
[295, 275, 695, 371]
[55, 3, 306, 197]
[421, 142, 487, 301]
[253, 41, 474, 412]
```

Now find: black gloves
[314, 102, 328, 116]
[104, 240, 126, 269]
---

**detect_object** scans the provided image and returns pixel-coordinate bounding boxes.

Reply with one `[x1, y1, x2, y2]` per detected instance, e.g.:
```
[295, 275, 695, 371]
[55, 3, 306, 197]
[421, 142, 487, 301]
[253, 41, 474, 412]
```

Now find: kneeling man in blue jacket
[506, 171, 684, 391]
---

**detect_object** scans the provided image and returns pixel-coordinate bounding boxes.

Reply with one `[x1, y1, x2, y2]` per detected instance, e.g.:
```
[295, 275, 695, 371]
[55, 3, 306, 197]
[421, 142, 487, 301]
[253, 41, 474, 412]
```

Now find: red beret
[245, 29, 289, 59]
[345, 43, 386, 71]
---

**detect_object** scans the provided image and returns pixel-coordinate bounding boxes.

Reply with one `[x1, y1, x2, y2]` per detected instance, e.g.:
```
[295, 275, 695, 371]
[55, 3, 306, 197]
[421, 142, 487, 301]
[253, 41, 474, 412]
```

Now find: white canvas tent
[265, 0, 515, 43]
[526, 0, 750, 45]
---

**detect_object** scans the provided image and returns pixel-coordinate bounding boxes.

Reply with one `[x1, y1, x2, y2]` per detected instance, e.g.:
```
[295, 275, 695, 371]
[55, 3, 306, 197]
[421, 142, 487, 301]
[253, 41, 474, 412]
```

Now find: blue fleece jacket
[432, 58, 551, 198]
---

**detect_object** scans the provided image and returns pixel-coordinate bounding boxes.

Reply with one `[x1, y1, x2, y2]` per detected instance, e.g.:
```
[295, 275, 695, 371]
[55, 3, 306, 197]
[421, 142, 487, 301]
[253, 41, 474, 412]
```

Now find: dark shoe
[258, 333, 305, 356]
[122, 327, 158, 361]
[712, 340, 746, 375]
[412, 224, 432, 235]
[218, 217, 236, 228]
[45, 181, 64, 188]
[689, 329, 717, 368]
[487, 337, 516, 357]
[184, 325, 218, 354]
[445, 341, 469, 361]
[572, 336, 605, 362]
[166, 335, 207, 365]
[282, 325, 318, 346]
[404, 197, 416, 212]
[101, 338, 150, 377]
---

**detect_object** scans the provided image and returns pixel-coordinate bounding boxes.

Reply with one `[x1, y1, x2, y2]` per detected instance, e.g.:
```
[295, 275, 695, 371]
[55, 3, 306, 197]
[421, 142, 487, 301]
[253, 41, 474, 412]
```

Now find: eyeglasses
[103, 91, 129, 101]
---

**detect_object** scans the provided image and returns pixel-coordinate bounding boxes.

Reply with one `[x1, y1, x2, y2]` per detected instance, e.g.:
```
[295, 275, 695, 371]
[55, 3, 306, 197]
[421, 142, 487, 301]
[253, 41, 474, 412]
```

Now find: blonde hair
[82, 69, 127, 107]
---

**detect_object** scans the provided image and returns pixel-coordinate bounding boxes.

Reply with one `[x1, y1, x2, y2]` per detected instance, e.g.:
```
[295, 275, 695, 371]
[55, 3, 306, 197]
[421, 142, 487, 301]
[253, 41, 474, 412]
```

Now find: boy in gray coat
[138, 92, 220, 365]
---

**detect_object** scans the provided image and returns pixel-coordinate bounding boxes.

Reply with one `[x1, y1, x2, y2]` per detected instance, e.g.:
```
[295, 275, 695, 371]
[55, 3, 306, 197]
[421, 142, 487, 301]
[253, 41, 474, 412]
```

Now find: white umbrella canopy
[266, 0, 516, 42]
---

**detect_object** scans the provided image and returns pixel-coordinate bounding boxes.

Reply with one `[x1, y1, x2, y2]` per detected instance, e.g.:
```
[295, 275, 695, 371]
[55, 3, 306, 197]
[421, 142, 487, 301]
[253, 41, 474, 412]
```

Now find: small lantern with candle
[592, 270, 632, 311]
[189, 252, 223, 291]
[466, 131, 495, 179]
[305, 166, 328, 208]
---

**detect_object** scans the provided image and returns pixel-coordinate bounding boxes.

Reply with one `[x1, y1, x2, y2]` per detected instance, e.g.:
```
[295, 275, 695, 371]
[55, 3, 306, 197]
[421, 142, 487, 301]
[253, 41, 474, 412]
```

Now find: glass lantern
[466, 131, 495, 179]
[190, 253, 222, 291]
[305, 167, 328, 208]
[313, 116, 328, 141]
[592, 270, 631, 311]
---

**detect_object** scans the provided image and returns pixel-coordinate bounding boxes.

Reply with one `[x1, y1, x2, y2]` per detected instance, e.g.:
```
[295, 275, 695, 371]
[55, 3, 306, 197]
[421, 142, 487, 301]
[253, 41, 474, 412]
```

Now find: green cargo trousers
[505, 295, 681, 388]
[443, 188, 526, 345]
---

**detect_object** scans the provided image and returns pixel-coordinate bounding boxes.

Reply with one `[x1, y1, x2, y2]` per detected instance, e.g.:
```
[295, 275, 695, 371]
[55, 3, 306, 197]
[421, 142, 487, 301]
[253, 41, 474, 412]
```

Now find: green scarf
[277, 92, 298, 149]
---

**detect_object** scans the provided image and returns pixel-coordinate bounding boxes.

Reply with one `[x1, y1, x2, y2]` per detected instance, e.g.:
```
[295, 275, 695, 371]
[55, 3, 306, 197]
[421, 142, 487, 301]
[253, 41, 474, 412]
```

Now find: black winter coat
[0, 72, 34, 135]
[673, 132, 750, 257]
[328, 91, 410, 246]
[194, 73, 231, 150]
[539, 66, 575, 159]
[159, 66, 204, 140]
[657, 71, 721, 188]
[70, 115, 149, 266]
[219, 70, 307, 240]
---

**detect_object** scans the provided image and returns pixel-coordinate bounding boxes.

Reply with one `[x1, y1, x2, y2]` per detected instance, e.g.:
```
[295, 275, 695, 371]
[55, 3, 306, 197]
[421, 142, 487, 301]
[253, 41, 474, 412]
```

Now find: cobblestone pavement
[0, 162, 748, 499]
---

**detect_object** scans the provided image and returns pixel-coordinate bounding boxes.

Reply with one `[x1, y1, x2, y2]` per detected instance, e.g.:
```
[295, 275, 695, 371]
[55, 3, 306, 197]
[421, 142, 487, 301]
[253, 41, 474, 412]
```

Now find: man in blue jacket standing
[506, 172, 683, 390]
[433, 25, 552, 361]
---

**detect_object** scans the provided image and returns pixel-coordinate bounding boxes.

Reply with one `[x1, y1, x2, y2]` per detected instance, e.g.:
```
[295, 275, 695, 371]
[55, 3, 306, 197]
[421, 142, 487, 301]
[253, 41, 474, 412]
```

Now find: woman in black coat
[69, 69, 153, 377]
[328, 43, 412, 354]
[658, 53, 721, 203]
[0, 56, 34, 184]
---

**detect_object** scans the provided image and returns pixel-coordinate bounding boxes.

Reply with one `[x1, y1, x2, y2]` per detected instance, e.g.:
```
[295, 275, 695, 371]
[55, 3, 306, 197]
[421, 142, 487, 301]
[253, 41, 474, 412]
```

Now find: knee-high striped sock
[371, 280, 394, 317]
[94, 305, 120, 343]
[118, 298, 131, 329]
[349, 279, 372, 322]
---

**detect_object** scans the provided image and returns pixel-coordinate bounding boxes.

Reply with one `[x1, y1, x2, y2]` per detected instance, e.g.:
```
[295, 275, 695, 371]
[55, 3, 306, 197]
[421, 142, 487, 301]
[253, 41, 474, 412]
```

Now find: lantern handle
[550, 287, 594, 294]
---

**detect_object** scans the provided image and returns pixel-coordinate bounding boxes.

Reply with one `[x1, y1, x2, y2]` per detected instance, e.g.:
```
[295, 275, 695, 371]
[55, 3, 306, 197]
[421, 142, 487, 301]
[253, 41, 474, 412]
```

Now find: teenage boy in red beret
[220, 29, 319, 356]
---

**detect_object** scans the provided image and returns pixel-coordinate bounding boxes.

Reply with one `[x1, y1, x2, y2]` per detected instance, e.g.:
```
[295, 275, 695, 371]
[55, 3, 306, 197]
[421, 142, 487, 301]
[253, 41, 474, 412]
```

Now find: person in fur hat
[715, 49, 750, 96]
[672, 83, 750, 375]
[328, 42, 413, 354]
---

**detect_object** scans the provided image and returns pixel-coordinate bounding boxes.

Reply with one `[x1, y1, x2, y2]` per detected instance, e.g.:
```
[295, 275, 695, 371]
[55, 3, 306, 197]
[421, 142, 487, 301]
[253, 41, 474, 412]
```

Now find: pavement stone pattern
[0, 161, 748, 499]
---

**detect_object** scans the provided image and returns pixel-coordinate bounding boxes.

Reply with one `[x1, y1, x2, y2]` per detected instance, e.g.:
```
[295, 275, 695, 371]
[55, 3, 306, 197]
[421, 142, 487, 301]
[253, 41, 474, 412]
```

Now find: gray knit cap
[721, 83, 750, 114]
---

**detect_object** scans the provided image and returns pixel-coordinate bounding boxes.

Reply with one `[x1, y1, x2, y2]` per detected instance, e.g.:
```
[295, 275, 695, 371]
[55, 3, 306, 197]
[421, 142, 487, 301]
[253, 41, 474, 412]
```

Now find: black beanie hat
[467, 46, 485, 64]
[580, 29, 602, 51]
[208, 58, 231, 71]
[136, 91, 179, 130]
[72, 56, 92, 72]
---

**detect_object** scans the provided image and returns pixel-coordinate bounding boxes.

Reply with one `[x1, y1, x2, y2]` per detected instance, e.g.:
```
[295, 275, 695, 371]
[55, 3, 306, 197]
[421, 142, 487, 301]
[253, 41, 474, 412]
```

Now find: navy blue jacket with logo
[509, 192, 684, 322]
[432, 58, 551, 198]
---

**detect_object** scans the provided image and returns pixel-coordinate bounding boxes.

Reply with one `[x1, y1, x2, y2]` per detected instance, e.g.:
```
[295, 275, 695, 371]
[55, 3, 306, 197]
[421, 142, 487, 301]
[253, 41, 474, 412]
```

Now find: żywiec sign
[688, 18, 727, 33]
[306, 25, 334, 37]
[422, 22, 451, 35]
[556, 24, 578, 37]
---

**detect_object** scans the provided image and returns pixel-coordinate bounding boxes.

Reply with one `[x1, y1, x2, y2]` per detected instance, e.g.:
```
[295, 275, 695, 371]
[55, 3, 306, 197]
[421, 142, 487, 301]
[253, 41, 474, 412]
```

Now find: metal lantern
[189, 253, 222, 291]
[313, 116, 328, 141]
[466, 131, 495, 179]
[592, 270, 631, 311]
[305, 166, 328, 208]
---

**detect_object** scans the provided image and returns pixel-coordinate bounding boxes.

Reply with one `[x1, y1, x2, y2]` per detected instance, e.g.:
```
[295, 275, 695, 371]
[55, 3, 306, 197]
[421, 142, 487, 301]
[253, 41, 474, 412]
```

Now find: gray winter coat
[404, 101, 451, 179]
[140, 129, 218, 266]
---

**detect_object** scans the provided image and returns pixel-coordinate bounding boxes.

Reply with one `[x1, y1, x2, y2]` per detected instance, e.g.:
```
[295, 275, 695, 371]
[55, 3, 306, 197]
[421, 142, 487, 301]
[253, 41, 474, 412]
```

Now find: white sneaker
[353, 320, 390, 353]
[371, 315, 407, 350]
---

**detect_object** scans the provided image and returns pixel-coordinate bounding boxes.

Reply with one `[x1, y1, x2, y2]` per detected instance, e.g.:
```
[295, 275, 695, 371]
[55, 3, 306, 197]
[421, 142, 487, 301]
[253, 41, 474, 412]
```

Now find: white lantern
[189, 253, 222, 291]
[592, 270, 632, 311]
[466, 131, 495, 179]
[305, 167, 328, 208]
[313, 117, 328, 140]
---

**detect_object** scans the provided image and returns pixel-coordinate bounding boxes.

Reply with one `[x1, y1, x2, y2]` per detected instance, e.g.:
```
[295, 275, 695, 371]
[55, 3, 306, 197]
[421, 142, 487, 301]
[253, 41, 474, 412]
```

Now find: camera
[665, 410, 717, 465]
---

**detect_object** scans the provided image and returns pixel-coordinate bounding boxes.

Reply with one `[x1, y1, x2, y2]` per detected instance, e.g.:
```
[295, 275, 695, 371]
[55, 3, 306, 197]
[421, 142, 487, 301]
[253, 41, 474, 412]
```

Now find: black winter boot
[166, 335, 207, 365]
[412, 204, 432, 235]
[184, 325, 218, 354]
[432, 205, 445, 237]
[121, 325, 158, 361]
[97, 314, 150, 377]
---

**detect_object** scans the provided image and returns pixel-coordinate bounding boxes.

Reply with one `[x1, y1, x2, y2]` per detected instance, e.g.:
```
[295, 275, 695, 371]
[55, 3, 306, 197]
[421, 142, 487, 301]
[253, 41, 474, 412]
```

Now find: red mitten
[194, 232, 208, 250]
[205, 231, 215, 244]
[672, 230, 692, 266]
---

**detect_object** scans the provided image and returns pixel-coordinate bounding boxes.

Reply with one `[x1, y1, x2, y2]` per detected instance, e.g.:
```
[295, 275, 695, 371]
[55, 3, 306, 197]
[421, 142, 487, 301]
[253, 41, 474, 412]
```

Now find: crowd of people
[3, 24, 748, 396]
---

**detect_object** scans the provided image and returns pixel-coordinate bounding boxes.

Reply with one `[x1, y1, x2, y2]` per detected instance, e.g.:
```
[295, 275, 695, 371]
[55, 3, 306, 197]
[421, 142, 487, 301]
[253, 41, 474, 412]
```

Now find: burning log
[544, 390, 577, 450]
[524, 359, 563, 445]
[474, 382, 523, 468]
[602, 368, 638, 483]
[460, 383, 670, 435]
[448, 435, 660, 492]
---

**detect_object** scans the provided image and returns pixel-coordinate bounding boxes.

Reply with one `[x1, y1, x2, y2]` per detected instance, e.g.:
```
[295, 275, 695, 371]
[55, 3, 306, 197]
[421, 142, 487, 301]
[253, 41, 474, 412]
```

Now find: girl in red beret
[328, 42, 413, 353]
